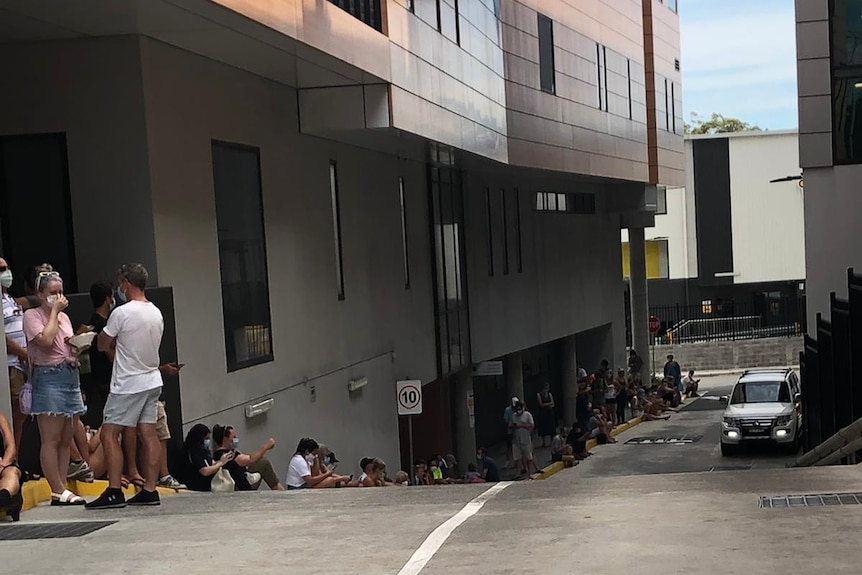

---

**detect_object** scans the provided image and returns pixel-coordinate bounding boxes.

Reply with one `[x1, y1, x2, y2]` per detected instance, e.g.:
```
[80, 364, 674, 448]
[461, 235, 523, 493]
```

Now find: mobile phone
[176, 363, 186, 370]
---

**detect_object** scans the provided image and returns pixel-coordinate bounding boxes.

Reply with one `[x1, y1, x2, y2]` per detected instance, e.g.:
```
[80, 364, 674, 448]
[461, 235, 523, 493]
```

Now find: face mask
[476, 454, 482, 461]
[0, 270, 12, 289]
[231, 438, 240, 450]
[109, 298, 116, 311]
[46, 294, 59, 305]
[203, 438, 212, 450]
[306, 454, 316, 465]
[116, 286, 127, 303]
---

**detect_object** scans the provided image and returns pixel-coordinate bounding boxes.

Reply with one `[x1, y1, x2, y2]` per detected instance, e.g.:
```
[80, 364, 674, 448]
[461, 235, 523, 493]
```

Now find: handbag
[19, 382, 32, 415]
[211, 468, 235, 492]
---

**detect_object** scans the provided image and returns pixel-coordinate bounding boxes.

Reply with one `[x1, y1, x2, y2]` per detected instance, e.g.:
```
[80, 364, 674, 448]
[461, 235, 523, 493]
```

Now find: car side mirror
[719, 395, 728, 405]
[794, 393, 801, 403]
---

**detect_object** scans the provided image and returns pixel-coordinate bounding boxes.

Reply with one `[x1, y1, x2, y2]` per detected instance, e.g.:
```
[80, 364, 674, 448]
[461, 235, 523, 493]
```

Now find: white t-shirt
[2, 293, 25, 369]
[286, 454, 311, 488]
[103, 300, 164, 394]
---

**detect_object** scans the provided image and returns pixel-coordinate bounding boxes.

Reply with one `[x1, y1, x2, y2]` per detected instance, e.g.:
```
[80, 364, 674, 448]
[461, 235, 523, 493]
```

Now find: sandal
[51, 489, 86, 506]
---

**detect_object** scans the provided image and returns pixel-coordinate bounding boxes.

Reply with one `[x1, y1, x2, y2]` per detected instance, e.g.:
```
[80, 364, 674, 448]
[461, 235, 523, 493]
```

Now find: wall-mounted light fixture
[348, 376, 368, 393]
[244, 398, 274, 419]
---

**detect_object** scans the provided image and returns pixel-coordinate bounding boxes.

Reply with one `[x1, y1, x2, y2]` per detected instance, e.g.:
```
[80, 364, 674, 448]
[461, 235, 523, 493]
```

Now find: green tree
[684, 112, 762, 135]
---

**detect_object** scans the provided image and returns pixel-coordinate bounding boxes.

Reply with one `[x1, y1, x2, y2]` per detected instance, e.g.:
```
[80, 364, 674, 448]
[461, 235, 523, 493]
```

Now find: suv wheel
[720, 442, 737, 457]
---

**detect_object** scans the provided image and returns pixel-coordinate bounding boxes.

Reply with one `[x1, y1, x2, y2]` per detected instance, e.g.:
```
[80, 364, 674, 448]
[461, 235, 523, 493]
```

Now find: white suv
[720, 368, 802, 456]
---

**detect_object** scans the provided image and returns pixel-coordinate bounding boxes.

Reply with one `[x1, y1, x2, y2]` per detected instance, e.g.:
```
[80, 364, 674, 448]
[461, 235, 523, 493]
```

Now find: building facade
[796, 0, 862, 330]
[0, 0, 681, 475]
[621, 130, 806, 340]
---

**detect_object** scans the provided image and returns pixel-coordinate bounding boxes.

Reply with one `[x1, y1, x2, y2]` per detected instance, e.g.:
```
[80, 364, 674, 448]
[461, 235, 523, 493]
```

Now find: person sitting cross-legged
[211, 424, 276, 491]
[285, 438, 351, 490]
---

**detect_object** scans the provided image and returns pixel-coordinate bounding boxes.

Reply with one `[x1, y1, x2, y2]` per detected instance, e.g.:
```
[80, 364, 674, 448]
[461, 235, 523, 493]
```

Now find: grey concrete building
[0, 0, 681, 477]
[796, 0, 862, 328]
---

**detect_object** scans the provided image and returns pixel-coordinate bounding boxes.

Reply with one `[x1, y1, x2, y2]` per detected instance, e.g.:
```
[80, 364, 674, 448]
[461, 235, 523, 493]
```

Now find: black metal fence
[327, 0, 383, 32]
[649, 296, 806, 344]
[800, 269, 862, 458]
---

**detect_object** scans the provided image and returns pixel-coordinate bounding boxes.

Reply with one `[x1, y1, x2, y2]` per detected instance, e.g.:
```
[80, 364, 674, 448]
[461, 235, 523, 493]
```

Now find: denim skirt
[31, 364, 86, 417]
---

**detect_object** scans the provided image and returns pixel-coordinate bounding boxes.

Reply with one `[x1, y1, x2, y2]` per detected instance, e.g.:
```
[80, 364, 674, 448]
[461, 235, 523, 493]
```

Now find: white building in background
[622, 130, 806, 336]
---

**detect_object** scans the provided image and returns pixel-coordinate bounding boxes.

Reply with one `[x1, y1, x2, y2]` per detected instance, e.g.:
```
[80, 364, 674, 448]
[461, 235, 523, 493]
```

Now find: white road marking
[396, 482, 511, 575]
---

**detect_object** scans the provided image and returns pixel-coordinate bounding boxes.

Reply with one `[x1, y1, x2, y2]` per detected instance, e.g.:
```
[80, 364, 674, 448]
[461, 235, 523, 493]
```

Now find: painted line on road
[396, 482, 511, 575]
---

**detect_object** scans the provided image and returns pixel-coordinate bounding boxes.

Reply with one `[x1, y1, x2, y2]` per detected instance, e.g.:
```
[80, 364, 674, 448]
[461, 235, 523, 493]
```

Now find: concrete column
[452, 370, 476, 473]
[628, 226, 649, 379]
[562, 335, 577, 425]
[504, 351, 524, 403]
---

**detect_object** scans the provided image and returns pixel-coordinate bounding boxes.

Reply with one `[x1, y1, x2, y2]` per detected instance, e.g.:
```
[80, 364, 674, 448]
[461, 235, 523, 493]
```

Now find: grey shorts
[513, 441, 534, 461]
[103, 387, 162, 427]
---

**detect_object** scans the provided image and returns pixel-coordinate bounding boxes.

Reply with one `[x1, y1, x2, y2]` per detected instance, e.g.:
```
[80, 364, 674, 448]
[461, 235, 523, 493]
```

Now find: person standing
[536, 383, 555, 447]
[84, 282, 115, 427]
[502, 396, 518, 469]
[1, 257, 33, 455]
[664, 354, 682, 393]
[22, 271, 87, 505]
[511, 402, 537, 476]
[86, 263, 165, 509]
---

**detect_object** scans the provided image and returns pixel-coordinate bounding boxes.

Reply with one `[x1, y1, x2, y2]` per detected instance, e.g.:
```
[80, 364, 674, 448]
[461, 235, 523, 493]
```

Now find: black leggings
[616, 396, 627, 422]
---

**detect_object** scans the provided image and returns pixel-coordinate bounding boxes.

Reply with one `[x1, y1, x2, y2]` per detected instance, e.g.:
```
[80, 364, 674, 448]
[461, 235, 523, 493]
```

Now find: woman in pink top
[22, 271, 86, 505]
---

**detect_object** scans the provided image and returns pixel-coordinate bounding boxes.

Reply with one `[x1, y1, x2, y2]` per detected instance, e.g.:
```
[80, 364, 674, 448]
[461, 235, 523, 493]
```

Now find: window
[596, 44, 608, 111]
[535, 191, 596, 214]
[455, 0, 461, 45]
[538, 13, 556, 94]
[399, 177, 410, 289]
[428, 146, 471, 376]
[596, 43, 603, 109]
[514, 188, 523, 273]
[702, 300, 713, 314]
[664, 78, 670, 132]
[485, 187, 494, 276]
[627, 59, 633, 120]
[435, 0, 442, 32]
[500, 188, 509, 275]
[832, 0, 862, 163]
[0, 134, 78, 293]
[671, 83, 676, 133]
[329, 161, 346, 300]
[667, 0, 677, 13]
[327, 0, 382, 32]
[211, 141, 273, 371]
[407, 0, 414, 12]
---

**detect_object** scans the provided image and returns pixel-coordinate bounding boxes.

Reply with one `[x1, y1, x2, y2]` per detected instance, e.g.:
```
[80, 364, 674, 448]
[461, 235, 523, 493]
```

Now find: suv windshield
[730, 381, 791, 404]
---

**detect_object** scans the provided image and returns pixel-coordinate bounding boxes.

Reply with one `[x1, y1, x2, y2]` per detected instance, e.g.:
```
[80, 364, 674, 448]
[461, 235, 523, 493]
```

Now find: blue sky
[680, 0, 798, 130]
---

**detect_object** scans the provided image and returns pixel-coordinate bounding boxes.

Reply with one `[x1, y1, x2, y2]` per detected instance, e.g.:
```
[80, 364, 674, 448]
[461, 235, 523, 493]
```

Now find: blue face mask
[231, 438, 240, 450]
[203, 438, 212, 451]
[116, 286, 127, 303]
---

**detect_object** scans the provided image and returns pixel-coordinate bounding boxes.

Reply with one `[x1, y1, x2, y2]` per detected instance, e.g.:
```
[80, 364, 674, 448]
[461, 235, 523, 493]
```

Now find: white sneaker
[157, 475, 186, 490]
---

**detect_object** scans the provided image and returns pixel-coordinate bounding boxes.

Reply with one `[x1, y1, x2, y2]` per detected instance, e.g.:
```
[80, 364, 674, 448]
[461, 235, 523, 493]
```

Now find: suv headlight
[775, 415, 793, 426]
[723, 417, 740, 427]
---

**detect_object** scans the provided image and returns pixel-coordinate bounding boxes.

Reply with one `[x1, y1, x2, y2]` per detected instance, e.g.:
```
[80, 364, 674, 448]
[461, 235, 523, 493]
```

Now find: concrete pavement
[4, 374, 862, 574]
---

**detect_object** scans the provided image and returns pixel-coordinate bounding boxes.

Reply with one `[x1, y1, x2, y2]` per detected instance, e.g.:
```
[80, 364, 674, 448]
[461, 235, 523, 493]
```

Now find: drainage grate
[625, 435, 703, 445]
[760, 493, 862, 509]
[0, 521, 116, 541]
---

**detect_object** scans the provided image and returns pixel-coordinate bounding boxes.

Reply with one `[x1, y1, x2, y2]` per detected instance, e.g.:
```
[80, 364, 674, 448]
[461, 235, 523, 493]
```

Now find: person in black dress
[536, 383, 556, 447]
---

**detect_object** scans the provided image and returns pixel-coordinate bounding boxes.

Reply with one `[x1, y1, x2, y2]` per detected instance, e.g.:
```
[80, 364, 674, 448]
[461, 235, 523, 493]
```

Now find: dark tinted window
[211, 141, 273, 371]
[538, 14, 555, 94]
[730, 381, 791, 404]
[831, 1, 862, 163]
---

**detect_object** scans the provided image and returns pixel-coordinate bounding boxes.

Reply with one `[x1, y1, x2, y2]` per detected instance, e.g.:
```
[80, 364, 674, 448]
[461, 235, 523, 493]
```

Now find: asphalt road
[574, 373, 799, 478]
[8, 374, 862, 575]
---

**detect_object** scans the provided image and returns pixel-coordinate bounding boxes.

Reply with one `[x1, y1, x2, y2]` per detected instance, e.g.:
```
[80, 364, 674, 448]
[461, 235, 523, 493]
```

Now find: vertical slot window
[485, 187, 494, 276]
[329, 161, 345, 300]
[538, 14, 556, 94]
[664, 78, 670, 131]
[671, 82, 677, 133]
[627, 59, 633, 120]
[399, 177, 410, 289]
[500, 188, 509, 275]
[514, 188, 523, 273]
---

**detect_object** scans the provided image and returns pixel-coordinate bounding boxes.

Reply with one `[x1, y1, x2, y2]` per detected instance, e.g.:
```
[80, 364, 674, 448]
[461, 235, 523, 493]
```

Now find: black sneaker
[85, 488, 126, 509]
[128, 489, 160, 506]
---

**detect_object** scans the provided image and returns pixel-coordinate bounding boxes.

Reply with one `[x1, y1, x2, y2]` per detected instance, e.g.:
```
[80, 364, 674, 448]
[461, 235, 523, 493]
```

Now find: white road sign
[397, 380, 423, 416]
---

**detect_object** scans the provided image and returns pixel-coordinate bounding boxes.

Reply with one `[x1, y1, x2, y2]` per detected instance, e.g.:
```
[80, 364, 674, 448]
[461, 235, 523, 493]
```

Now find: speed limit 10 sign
[396, 380, 423, 416]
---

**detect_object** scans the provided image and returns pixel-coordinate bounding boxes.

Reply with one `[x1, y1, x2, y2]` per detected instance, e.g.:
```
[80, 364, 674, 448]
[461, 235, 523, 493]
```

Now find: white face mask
[46, 294, 59, 305]
[0, 270, 12, 289]
[306, 454, 316, 466]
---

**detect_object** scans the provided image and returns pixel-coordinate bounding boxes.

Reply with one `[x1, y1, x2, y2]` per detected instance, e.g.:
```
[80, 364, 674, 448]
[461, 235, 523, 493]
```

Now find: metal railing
[650, 298, 806, 345]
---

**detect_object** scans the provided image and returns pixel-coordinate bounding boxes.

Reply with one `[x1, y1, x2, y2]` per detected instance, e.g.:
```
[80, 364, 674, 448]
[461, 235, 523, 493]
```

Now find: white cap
[511, 397, 519, 406]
